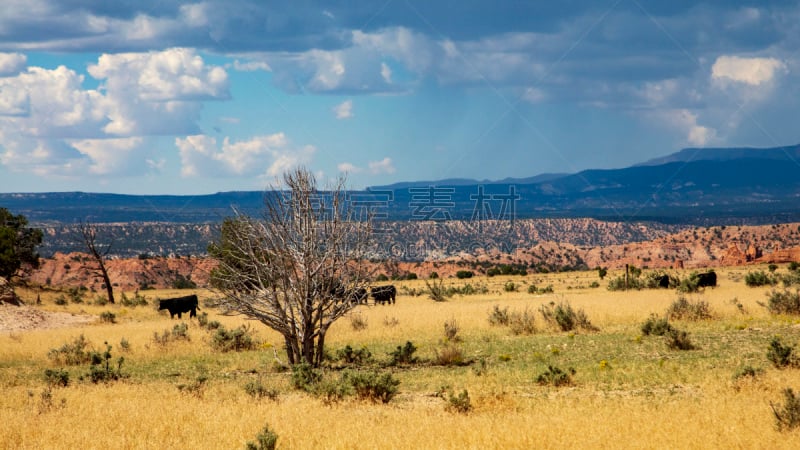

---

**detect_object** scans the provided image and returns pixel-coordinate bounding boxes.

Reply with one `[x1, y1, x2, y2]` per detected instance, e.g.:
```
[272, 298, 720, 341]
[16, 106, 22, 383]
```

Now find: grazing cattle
[329, 284, 369, 305]
[158, 294, 199, 319]
[658, 274, 670, 289]
[371, 285, 396, 305]
[696, 271, 717, 288]
[352, 287, 368, 305]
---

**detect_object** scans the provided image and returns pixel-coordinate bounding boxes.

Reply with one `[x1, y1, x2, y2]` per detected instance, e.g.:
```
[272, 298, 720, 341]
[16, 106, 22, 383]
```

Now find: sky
[0, 0, 798, 195]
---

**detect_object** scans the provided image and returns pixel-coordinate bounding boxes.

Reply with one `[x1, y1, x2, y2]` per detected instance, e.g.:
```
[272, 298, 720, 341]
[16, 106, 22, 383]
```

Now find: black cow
[658, 275, 670, 288]
[696, 271, 717, 288]
[352, 287, 368, 305]
[159, 294, 199, 319]
[371, 285, 396, 305]
[329, 284, 369, 305]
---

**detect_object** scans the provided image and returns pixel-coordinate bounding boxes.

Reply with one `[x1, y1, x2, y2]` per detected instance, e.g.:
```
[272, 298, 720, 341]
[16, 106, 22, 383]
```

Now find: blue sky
[0, 0, 797, 194]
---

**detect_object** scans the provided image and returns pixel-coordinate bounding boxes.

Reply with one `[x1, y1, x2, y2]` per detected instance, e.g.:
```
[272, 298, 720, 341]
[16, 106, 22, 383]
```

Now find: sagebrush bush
[767, 337, 796, 368]
[508, 307, 537, 335]
[153, 323, 190, 346]
[47, 334, 93, 365]
[245, 423, 279, 450]
[244, 380, 279, 401]
[666, 296, 712, 321]
[426, 278, 452, 302]
[345, 370, 400, 403]
[641, 314, 673, 336]
[745, 271, 777, 287]
[434, 343, 467, 366]
[771, 388, 800, 431]
[488, 305, 510, 326]
[88, 343, 124, 383]
[503, 281, 517, 292]
[335, 345, 372, 365]
[290, 362, 322, 391]
[536, 365, 575, 387]
[389, 341, 418, 365]
[99, 311, 116, 323]
[539, 301, 598, 332]
[665, 328, 696, 350]
[119, 292, 148, 307]
[349, 313, 368, 331]
[43, 368, 70, 387]
[732, 365, 763, 382]
[443, 318, 460, 342]
[764, 289, 800, 314]
[211, 324, 257, 352]
[445, 389, 472, 413]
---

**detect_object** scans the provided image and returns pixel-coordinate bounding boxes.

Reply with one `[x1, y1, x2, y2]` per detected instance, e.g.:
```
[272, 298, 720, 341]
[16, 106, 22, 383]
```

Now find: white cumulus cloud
[368, 157, 395, 174]
[176, 133, 315, 178]
[0, 52, 26, 76]
[711, 55, 787, 86]
[333, 99, 353, 119]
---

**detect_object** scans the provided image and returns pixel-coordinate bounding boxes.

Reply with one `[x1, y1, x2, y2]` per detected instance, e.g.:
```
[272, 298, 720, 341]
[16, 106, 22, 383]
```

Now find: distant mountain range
[3, 143, 800, 225]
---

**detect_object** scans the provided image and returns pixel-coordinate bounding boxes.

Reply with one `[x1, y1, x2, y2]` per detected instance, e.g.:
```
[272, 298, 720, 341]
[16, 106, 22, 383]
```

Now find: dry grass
[3, 267, 800, 448]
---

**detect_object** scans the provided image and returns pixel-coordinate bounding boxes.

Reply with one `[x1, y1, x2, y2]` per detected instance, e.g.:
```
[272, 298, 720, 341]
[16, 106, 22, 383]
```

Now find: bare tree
[208, 168, 374, 367]
[78, 221, 115, 304]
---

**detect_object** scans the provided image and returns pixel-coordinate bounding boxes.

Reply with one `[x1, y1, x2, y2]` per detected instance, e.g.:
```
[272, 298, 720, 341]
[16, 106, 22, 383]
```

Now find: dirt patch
[0, 303, 95, 333]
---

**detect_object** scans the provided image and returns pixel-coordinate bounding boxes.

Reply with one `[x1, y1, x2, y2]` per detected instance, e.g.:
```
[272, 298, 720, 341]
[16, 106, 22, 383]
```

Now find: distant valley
[3, 143, 800, 260]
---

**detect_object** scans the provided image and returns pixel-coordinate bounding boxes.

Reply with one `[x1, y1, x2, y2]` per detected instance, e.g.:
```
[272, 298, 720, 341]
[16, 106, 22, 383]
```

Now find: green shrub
[764, 289, 800, 314]
[488, 305, 510, 326]
[290, 362, 322, 392]
[47, 334, 93, 365]
[732, 365, 764, 382]
[767, 337, 796, 368]
[88, 342, 124, 383]
[666, 296, 712, 321]
[375, 274, 389, 282]
[245, 424, 279, 450]
[769, 264, 779, 273]
[211, 325, 257, 352]
[119, 337, 131, 352]
[771, 388, 800, 431]
[43, 368, 70, 387]
[171, 274, 197, 289]
[99, 311, 116, 323]
[389, 341, 418, 366]
[789, 262, 800, 271]
[676, 273, 701, 293]
[152, 323, 190, 346]
[197, 311, 209, 327]
[335, 345, 372, 365]
[445, 389, 472, 413]
[607, 276, 642, 291]
[53, 295, 68, 306]
[665, 328, 696, 350]
[641, 314, 673, 336]
[244, 380, 279, 401]
[745, 271, 777, 287]
[345, 370, 400, 403]
[120, 292, 148, 307]
[455, 270, 474, 279]
[503, 281, 517, 292]
[539, 301, 598, 332]
[425, 278, 452, 302]
[536, 365, 575, 386]
[429, 271, 439, 279]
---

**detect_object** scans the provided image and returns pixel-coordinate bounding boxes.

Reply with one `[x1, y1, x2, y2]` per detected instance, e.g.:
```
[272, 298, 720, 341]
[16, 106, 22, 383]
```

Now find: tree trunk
[100, 261, 115, 304]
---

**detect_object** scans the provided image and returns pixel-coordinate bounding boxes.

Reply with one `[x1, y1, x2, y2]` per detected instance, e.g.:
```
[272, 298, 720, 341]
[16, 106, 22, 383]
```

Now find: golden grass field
[2, 266, 800, 449]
